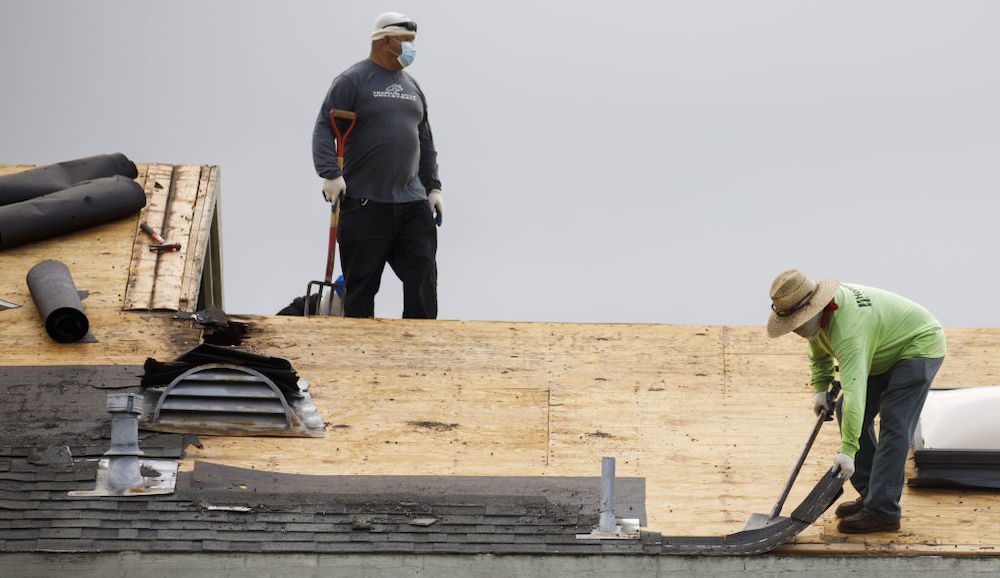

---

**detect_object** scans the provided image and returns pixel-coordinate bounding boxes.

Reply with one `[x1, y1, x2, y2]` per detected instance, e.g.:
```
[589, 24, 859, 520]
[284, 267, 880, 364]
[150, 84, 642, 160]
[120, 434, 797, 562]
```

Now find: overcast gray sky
[2, 1, 997, 327]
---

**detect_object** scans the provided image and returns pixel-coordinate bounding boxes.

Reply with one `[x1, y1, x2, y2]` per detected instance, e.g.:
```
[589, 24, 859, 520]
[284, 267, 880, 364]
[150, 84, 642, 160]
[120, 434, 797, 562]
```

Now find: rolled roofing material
[0, 153, 138, 206]
[26, 260, 90, 343]
[0, 175, 146, 249]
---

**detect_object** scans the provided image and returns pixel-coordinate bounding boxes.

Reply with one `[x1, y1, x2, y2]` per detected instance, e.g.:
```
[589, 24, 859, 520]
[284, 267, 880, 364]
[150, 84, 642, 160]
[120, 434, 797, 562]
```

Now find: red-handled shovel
[305, 109, 356, 316]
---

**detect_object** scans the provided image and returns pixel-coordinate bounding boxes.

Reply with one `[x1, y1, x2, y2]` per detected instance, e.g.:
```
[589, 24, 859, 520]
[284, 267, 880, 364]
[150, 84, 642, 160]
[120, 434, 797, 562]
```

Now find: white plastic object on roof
[914, 386, 1000, 450]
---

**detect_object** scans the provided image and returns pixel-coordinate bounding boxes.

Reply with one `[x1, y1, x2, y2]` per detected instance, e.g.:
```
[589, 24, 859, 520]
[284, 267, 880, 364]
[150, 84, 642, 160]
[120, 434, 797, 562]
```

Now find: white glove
[427, 189, 443, 226]
[833, 453, 855, 480]
[322, 176, 347, 203]
[812, 391, 831, 416]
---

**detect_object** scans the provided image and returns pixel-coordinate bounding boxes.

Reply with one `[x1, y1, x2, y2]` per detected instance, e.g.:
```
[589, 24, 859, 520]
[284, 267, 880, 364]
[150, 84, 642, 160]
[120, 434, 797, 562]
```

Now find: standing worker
[766, 269, 946, 533]
[312, 11, 444, 319]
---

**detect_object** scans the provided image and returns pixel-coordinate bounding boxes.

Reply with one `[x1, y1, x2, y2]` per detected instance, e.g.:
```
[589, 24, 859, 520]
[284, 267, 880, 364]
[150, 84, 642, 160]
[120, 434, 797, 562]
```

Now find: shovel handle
[322, 109, 355, 284]
[768, 381, 842, 519]
[823, 381, 842, 421]
[329, 109, 357, 160]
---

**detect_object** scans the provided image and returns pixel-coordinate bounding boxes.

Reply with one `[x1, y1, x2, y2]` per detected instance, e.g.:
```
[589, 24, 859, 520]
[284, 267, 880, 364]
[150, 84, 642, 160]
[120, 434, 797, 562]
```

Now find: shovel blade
[741, 513, 786, 531]
[304, 280, 338, 317]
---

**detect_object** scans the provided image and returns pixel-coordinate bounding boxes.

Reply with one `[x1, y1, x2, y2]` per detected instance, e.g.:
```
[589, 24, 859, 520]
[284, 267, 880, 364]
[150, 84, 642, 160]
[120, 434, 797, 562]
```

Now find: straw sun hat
[767, 269, 839, 338]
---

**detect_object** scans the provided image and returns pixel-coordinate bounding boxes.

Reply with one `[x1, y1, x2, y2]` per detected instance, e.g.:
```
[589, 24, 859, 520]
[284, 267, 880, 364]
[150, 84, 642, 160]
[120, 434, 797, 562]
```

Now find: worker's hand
[322, 176, 347, 203]
[812, 391, 831, 416]
[833, 453, 855, 480]
[427, 189, 443, 226]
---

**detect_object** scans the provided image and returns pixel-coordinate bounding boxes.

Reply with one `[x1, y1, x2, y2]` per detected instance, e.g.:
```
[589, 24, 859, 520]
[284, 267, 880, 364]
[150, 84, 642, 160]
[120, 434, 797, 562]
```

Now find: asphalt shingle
[0, 364, 653, 555]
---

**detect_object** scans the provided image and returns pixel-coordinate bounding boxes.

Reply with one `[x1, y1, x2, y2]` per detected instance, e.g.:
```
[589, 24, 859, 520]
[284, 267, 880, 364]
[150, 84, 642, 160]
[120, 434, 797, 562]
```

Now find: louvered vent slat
[168, 384, 278, 398]
[155, 411, 290, 427]
[159, 398, 287, 414]
[152, 363, 293, 432]
[181, 370, 268, 383]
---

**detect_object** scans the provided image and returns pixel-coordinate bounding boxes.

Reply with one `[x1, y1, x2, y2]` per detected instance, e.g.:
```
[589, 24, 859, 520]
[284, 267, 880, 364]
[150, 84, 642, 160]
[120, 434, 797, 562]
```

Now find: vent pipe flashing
[69, 393, 178, 498]
[105, 393, 145, 494]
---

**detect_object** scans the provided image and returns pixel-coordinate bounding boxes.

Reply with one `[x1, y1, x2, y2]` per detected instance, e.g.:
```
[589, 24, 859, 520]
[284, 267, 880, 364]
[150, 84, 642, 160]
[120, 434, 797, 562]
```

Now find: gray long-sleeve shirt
[312, 59, 441, 204]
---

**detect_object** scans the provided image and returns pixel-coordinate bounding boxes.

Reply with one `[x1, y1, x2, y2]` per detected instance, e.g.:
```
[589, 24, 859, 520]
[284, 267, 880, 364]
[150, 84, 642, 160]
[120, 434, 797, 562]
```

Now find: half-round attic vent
[152, 363, 294, 432]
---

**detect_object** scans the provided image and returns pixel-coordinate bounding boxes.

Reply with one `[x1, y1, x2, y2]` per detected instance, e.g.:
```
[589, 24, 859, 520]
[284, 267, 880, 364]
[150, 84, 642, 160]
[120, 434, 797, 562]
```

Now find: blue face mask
[396, 41, 416, 68]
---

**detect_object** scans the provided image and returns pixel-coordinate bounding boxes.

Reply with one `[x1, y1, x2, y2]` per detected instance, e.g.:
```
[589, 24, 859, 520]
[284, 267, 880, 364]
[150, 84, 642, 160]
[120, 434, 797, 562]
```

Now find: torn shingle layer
[0, 364, 651, 555]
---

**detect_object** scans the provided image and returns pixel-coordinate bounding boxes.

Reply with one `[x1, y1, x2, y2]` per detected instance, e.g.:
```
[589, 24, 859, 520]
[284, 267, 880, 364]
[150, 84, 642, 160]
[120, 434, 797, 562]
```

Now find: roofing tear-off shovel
[305, 109, 356, 317]
[742, 381, 842, 531]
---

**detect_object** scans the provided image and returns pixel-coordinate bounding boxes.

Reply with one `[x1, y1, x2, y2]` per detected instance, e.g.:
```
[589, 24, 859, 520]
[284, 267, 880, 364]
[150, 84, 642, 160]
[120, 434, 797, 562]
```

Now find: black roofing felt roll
[26, 260, 89, 343]
[0, 175, 146, 249]
[0, 153, 138, 206]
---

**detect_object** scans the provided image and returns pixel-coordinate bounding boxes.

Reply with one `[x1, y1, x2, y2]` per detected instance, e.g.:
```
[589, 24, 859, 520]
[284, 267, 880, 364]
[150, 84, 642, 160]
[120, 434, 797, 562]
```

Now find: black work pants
[337, 197, 437, 319]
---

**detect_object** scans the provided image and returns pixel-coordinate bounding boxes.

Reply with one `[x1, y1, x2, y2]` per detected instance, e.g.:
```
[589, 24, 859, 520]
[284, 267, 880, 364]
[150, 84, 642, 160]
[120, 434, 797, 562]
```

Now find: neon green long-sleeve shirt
[808, 284, 946, 457]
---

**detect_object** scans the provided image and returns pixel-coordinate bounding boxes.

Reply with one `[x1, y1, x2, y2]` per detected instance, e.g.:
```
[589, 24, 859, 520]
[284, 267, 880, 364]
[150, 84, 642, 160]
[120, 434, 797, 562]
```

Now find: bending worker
[767, 269, 946, 533]
[312, 11, 444, 319]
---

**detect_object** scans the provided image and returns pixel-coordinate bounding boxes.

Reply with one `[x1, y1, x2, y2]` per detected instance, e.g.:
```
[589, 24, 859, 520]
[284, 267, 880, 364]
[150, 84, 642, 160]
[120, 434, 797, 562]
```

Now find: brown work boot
[834, 497, 864, 518]
[837, 511, 900, 534]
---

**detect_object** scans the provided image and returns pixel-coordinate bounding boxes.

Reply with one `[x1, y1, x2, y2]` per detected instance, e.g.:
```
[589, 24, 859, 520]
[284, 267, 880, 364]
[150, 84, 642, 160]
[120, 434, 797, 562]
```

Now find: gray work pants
[841, 356, 944, 521]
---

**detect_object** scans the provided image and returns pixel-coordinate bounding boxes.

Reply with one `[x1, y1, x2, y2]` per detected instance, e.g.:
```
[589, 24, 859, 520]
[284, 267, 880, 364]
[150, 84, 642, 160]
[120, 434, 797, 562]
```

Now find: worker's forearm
[836, 355, 868, 458]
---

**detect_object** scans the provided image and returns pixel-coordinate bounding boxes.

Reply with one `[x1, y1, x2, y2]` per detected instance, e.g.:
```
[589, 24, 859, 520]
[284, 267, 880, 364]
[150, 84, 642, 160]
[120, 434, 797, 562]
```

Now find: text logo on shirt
[849, 286, 872, 308]
[373, 83, 418, 101]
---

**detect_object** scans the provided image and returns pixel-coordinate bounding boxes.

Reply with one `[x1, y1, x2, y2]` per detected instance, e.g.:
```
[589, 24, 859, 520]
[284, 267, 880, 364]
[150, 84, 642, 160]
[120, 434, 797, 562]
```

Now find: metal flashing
[68, 457, 178, 497]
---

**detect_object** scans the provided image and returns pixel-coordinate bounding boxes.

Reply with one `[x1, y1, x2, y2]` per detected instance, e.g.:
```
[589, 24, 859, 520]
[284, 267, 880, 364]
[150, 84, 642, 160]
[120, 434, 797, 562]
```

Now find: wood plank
[124, 164, 173, 310]
[176, 165, 209, 310]
[151, 164, 201, 310]
[179, 165, 218, 311]
[123, 163, 151, 307]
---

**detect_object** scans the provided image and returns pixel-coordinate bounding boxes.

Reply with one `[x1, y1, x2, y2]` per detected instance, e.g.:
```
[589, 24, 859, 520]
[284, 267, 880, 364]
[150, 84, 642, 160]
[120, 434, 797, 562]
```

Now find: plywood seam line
[546, 387, 551, 467]
[721, 326, 731, 395]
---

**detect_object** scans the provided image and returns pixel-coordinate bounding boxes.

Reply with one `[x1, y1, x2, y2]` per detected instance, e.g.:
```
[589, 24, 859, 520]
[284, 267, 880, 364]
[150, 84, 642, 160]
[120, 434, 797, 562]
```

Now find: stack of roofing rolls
[0, 153, 146, 249]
